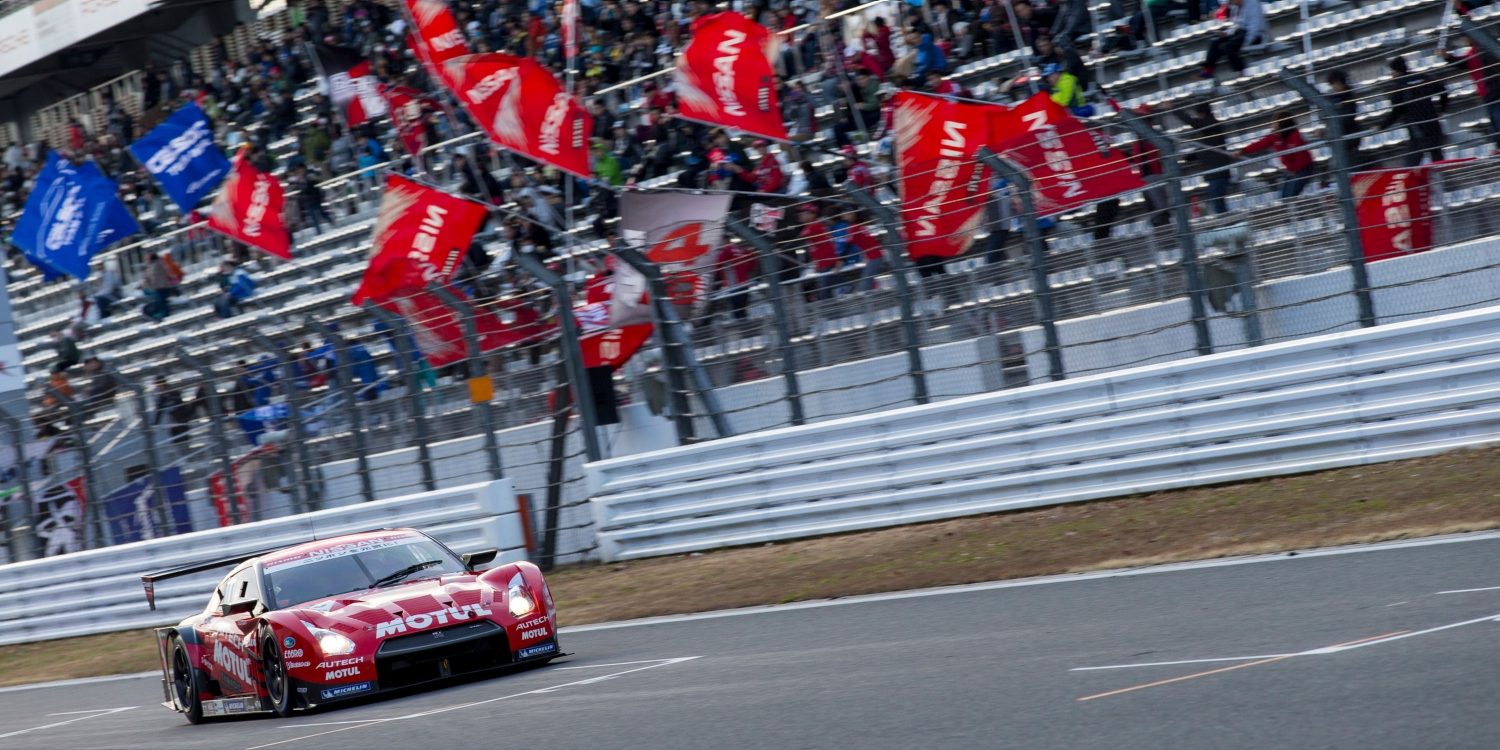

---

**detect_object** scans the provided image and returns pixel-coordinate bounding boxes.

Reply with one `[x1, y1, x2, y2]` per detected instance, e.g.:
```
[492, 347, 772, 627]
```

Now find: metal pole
[304, 318, 376, 503]
[174, 342, 241, 520]
[248, 329, 319, 514]
[362, 303, 437, 492]
[977, 149, 1066, 382]
[1115, 111, 1216, 355]
[1279, 71, 1377, 327]
[47, 386, 103, 549]
[612, 246, 734, 440]
[108, 366, 169, 534]
[0, 412, 38, 561]
[1460, 18, 1500, 66]
[426, 285, 506, 480]
[514, 253, 604, 463]
[727, 216, 806, 426]
[847, 185, 932, 404]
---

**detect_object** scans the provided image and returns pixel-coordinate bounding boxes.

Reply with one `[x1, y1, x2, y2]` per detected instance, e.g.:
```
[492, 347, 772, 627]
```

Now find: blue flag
[128, 101, 230, 214]
[9, 152, 140, 280]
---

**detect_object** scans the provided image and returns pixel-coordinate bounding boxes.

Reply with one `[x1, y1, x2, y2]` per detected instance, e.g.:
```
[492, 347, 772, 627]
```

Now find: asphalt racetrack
[3, 533, 1498, 749]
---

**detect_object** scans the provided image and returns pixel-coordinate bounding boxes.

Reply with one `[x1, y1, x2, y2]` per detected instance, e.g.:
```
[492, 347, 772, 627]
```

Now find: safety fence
[0, 478, 524, 646]
[588, 301, 1500, 561]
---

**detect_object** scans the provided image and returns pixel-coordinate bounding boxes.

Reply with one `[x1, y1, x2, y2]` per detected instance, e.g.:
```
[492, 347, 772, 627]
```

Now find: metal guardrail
[587, 304, 1500, 561]
[0, 479, 523, 645]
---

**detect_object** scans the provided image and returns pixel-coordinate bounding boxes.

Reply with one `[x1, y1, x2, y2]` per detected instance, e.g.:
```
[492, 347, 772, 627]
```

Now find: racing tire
[260, 629, 295, 718]
[169, 635, 205, 725]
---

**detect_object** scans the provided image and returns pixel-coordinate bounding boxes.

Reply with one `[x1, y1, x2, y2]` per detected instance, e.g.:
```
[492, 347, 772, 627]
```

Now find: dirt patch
[3, 446, 1498, 687]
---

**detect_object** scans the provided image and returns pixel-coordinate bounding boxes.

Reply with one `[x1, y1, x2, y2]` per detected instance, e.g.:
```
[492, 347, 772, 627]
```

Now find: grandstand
[0, 0, 1497, 564]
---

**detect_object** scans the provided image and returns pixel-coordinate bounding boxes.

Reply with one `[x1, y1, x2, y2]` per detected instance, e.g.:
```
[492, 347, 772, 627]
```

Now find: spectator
[153, 375, 195, 452]
[1049, 0, 1093, 49]
[1446, 32, 1500, 150]
[797, 204, 840, 300]
[750, 141, 786, 194]
[714, 241, 757, 321]
[1240, 110, 1315, 199]
[80, 357, 119, 416]
[841, 146, 874, 190]
[1200, 0, 1266, 81]
[289, 164, 331, 232]
[211, 261, 256, 318]
[1127, 106, 1172, 226]
[1174, 102, 1235, 214]
[1043, 64, 1088, 115]
[1378, 56, 1449, 167]
[51, 327, 81, 371]
[91, 258, 124, 319]
[141, 251, 181, 322]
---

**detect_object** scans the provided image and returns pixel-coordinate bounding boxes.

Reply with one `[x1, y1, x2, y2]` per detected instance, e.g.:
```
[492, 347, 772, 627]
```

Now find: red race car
[141, 528, 560, 723]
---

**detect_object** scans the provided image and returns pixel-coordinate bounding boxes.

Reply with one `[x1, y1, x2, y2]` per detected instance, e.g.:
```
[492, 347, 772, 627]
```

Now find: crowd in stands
[5, 0, 1500, 444]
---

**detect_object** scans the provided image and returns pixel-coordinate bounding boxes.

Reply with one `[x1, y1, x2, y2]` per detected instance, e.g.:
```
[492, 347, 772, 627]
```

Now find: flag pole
[564, 0, 581, 279]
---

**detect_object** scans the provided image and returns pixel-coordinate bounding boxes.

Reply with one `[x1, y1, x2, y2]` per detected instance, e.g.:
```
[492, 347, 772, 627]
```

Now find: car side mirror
[462, 549, 498, 570]
[218, 599, 257, 617]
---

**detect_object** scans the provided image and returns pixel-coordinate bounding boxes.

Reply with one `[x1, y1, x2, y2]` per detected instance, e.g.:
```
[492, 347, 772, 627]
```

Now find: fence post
[1115, 110, 1216, 355]
[426, 285, 506, 479]
[304, 318, 376, 503]
[612, 246, 734, 440]
[361, 303, 437, 492]
[46, 386, 103, 549]
[1279, 71, 1377, 328]
[107, 366, 169, 534]
[248, 328, 319, 514]
[514, 253, 604, 462]
[847, 185, 931, 404]
[174, 342, 240, 520]
[726, 216, 806, 426]
[976, 148, 1067, 382]
[0, 412, 38, 561]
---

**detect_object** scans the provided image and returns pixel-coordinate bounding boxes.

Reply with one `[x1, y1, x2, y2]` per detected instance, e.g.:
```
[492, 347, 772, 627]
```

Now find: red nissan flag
[207, 146, 292, 260]
[406, 0, 470, 87]
[380, 288, 537, 369]
[313, 45, 387, 126]
[447, 54, 592, 178]
[351, 173, 489, 305]
[383, 84, 430, 155]
[991, 93, 1143, 216]
[673, 12, 788, 141]
[892, 91, 992, 259]
[1352, 166, 1434, 263]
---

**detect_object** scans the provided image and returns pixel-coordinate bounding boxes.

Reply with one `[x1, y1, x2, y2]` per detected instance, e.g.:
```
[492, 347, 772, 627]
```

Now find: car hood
[286, 575, 498, 635]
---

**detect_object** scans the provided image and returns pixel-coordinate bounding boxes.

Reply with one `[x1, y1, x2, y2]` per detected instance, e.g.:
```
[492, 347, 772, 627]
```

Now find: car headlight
[508, 585, 536, 617]
[301, 621, 355, 655]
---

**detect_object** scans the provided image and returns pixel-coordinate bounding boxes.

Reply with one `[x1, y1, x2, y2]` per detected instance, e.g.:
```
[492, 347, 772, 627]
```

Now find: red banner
[446, 53, 593, 178]
[207, 146, 292, 260]
[383, 84, 429, 156]
[352, 173, 488, 305]
[582, 324, 653, 368]
[673, 12, 788, 141]
[893, 91, 992, 259]
[406, 0, 470, 86]
[209, 443, 277, 527]
[384, 289, 530, 369]
[1353, 167, 1433, 263]
[991, 94, 1143, 216]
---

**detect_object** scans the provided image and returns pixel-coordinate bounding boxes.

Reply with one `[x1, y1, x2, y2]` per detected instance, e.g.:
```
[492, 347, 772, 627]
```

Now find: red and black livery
[142, 528, 561, 723]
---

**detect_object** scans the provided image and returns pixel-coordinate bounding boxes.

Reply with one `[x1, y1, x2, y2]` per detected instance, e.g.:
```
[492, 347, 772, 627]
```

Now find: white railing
[0, 479, 525, 645]
[587, 304, 1500, 561]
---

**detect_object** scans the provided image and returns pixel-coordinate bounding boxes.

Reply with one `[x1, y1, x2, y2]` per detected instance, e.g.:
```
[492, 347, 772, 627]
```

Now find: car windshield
[262, 537, 466, 609]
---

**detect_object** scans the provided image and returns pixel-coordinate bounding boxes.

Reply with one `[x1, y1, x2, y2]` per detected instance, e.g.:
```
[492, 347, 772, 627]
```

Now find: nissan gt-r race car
[140, 528, 560, 723]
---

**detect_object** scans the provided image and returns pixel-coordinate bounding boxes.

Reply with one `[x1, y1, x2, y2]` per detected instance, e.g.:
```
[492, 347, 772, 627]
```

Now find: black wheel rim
[172, 646, 193, 707]
[264, 641, 286, 705]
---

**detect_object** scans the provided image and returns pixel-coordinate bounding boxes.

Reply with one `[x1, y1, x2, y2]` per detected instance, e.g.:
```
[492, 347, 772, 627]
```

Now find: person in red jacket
[842, 146, 874, 189]
[751, 141, 785, 194]
[798, 204, 840, 300]
[1239, 110, 1315, 199]
[714, 242, 758, 320]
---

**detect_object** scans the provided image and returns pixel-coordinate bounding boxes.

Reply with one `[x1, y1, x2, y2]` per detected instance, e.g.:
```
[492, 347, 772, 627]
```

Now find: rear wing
[140, 548, 280, 610]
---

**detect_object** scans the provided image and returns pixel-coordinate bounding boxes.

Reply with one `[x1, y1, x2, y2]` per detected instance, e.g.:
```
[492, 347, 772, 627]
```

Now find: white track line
[249, 657, 700, 749]
[1075, 611, 1500, 671]
[0, 707, 136, 739]
[1436, 585, 1500, 595]
[0, 671, 158, 695]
